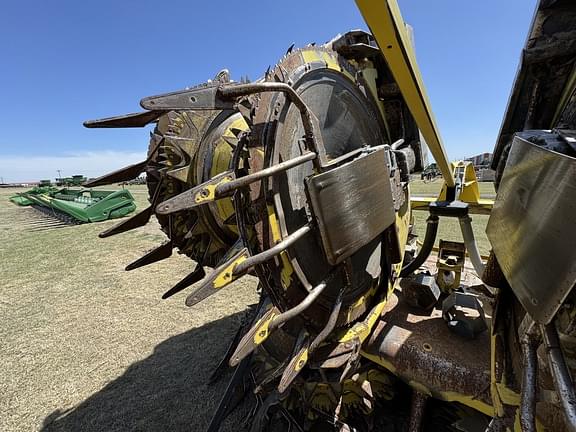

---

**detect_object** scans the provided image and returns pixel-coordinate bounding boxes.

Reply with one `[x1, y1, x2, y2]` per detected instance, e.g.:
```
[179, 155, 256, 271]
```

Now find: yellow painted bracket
[355, 0, 454, 187]
[229, 305, 280, 367]
[411, 161, 494, 214]
[410, 196, 493, 215]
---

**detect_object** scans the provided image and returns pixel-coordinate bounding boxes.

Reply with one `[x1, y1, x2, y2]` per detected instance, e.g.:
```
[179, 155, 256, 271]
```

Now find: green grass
[409, 179, 494, 256]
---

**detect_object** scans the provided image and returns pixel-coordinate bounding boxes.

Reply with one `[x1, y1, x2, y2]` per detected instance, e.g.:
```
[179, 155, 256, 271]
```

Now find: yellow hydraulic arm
[355, 0, 455, 188]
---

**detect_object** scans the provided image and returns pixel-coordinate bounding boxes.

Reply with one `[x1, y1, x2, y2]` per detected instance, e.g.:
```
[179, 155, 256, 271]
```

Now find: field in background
[0, 179, 494, 431]
[410, 179, 494, 256]
[0, 185, 257, 432]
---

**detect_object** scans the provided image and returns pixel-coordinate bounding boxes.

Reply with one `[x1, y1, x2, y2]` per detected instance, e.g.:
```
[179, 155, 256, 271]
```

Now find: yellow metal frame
[411, 161, 494, 214]
[355, 0, 454, 187]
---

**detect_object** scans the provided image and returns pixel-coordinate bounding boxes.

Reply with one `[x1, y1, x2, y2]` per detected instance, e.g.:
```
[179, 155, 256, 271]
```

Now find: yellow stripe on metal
[355, 0, 454, 187]
[301, 49, 322, 65]
[213, 251, 248, 289]
[321, 51, 340, 71]
[267, 205, 294, 287]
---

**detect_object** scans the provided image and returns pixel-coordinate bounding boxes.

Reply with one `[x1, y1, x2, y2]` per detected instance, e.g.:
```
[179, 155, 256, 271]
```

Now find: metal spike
[230, 274, 327, 367]
[98, 178, 163, 238]
[277, 288, 344, 393]
[232, 225, 311, 276]
[210, 301, 265, 384]
[156, 152, 316, 215]
[286, 43, 295, 55]
[140, 84, 236, 111]
[184, 240, 248, 307]
[278, 331, 310, 394]
[84, 137, 163, 187]
[164, 135, 200, 159]
[156, 170, 235, 214]
[161, 263, 206, 300]
[166, 165, 190, 183]
[229, 306, 280, 367]
[235, 101, 253, 124]
[209, 323, 249, 384]
[84, 160, 148, 188]
[206, 354, 252, 432]
[250, 391, 281, 432]
[99, 205, 153, 238]
[125, 241, 173, 271]
[83, 110, 164, 128]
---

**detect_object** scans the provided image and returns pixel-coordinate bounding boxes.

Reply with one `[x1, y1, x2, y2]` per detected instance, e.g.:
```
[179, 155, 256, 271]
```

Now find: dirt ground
[0, 180, 493, 431]
[0, 185, 258, 432]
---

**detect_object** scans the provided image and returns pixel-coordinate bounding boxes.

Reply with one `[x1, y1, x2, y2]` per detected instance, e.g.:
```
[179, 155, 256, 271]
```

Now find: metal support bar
[355, 0, 454, 187]
[233, 225, 311, 276]
[268, 279, 328, 330]
[541, 323, 576, 432]
[156, 152, 316, 215]
[458, 215, 485, 278]
[520, 335, 539, 432]
[217, 152, 317, 197]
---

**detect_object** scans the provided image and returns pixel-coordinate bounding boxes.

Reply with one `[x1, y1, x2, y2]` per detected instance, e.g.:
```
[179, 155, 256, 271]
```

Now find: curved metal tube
[458, 215, 485, 277]
[216, 152, 317, 197]
[541, 323, 576, 432]
[310, 289, 344, 352]
[400, 215, 439, 277]
[232, 225, 311, 275]
[219, 82, 327, 168]
[269, 280, 328, 331]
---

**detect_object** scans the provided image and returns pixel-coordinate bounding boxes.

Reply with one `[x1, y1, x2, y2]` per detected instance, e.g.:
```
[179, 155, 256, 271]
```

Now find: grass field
[0, 179, 494, 431]
[0, 185, 258, 432]
[410, 178, 494, 256]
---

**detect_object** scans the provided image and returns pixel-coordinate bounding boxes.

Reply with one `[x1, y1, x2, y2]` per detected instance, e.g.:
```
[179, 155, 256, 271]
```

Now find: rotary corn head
[10, 186, 136, 224]
[83, 0, 576, 430]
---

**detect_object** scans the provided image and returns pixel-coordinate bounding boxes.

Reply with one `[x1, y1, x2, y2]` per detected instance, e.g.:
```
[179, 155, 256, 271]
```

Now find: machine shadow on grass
[40, 311, 251, 432]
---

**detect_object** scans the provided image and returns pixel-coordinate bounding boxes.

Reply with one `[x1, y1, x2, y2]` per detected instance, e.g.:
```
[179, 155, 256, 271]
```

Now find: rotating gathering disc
[147, 109, 248, 267]
[247, 47, 390, 330]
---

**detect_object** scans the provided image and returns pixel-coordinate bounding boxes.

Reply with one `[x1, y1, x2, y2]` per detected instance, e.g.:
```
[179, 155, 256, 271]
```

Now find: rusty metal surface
[487, 135, 576, 324]
[363, 291, 492, 406]
[305, 149, 395, 266]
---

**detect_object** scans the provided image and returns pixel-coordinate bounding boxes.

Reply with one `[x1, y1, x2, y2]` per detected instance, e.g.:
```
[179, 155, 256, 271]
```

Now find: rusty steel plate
[305, 148, 395, 265]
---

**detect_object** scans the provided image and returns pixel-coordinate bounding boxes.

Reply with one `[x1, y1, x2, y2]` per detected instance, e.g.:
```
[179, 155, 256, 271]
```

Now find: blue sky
[0, 0, 536, 182]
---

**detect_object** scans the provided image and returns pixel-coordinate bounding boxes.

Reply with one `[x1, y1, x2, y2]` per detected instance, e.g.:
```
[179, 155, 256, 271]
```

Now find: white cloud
[0, 150, 147, 183]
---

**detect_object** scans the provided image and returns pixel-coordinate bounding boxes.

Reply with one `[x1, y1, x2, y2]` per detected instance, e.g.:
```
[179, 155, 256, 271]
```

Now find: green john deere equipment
[10, 186, 136, 224]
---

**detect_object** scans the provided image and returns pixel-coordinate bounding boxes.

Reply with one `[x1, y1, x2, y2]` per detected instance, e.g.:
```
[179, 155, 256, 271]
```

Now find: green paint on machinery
[9, 186, 136, 223]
